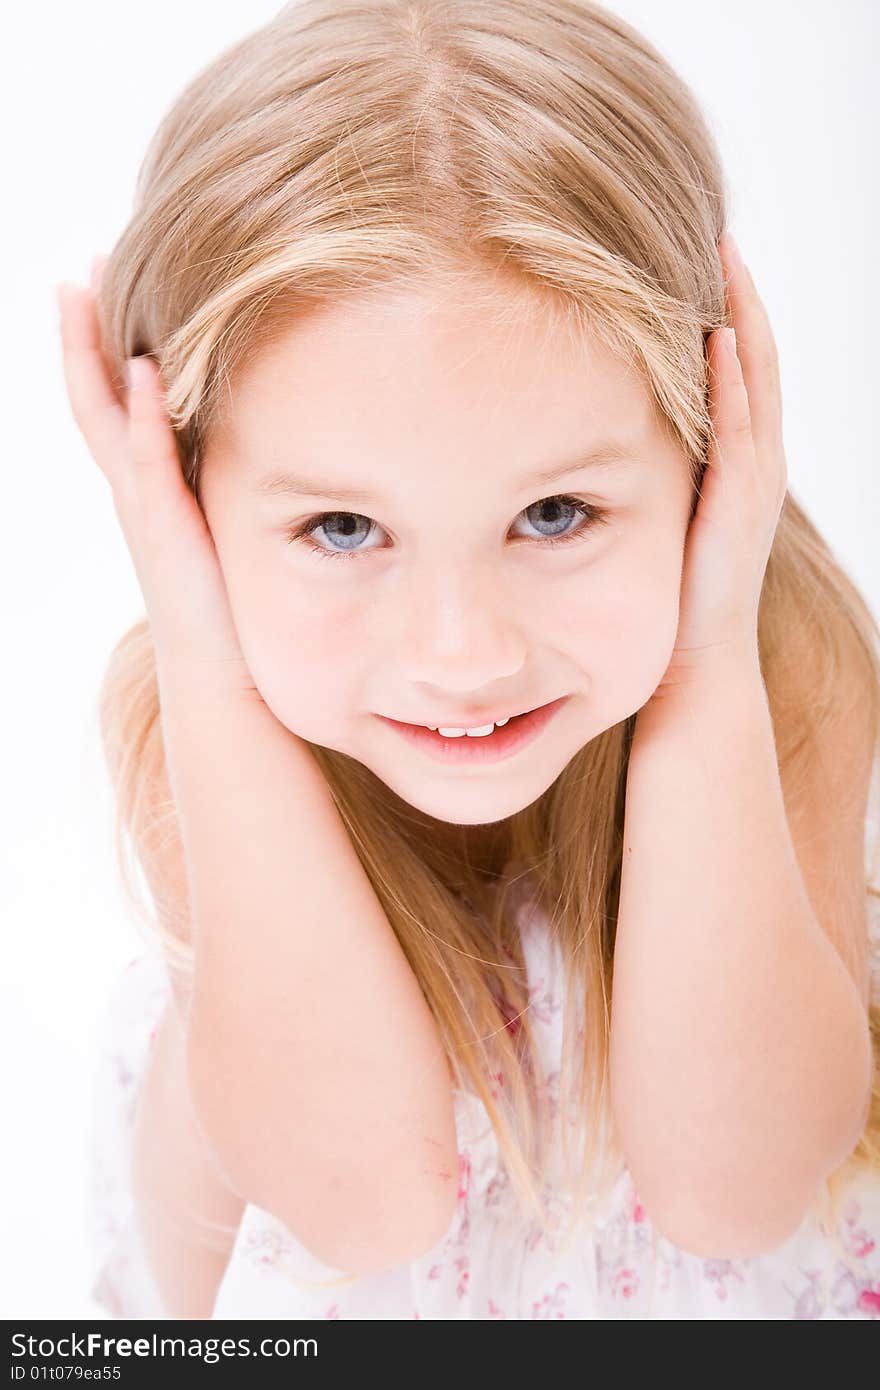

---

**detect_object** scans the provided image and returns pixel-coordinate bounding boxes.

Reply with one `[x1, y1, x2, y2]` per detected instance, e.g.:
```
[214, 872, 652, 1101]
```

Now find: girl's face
[200, 273, 694, 827]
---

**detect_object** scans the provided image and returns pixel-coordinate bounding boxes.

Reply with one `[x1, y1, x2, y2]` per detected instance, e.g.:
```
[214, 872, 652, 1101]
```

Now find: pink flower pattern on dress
[610, 1268, 639, 1300]
[532, 1281, 571, 1318]
[701, 1259, 747, 1303]
[457, 1152, 471, 1202]
[859, 1284, 880, 1315]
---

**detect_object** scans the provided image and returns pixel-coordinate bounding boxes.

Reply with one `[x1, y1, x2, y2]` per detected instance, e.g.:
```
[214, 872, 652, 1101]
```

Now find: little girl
[62, 0, 880, 1319]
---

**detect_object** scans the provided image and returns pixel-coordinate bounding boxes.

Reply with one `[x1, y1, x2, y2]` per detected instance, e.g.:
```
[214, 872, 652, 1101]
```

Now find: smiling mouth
[396, 700, 549, 733]
[376, 696, 570, 762]
[426, 710, 528, 733]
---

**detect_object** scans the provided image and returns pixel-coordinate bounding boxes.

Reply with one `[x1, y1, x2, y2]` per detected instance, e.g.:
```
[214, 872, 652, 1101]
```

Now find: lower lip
[377, 696, 570, 765]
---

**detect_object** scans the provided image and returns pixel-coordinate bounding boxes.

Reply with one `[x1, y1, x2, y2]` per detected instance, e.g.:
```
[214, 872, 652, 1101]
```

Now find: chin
[370, 765, 557, 825]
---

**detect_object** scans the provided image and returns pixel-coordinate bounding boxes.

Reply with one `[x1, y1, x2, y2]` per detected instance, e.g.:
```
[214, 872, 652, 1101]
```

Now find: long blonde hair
[92, 0, 880, 1282]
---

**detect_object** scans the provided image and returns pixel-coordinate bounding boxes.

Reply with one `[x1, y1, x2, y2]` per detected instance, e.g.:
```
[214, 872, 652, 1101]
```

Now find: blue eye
[285, 495, 609, 562]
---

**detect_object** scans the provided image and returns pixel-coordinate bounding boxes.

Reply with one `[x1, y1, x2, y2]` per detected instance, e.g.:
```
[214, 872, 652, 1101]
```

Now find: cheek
[231, 576, 368, 737]
[562, 532, 684, 711]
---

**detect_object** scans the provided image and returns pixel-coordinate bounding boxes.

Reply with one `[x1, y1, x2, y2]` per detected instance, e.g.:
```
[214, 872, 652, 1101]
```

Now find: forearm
[156, 672, 458, 1274]
[610, 650, 872, 1249]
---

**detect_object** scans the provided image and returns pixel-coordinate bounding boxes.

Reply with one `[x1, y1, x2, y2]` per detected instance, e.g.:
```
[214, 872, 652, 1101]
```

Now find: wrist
[635, 639, 766, 745]
[155, 652, 264, 710]
[649, 635, 763, 701]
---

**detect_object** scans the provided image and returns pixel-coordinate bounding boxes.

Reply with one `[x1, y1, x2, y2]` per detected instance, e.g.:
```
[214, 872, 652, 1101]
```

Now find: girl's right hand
[56, 259, 258, 699]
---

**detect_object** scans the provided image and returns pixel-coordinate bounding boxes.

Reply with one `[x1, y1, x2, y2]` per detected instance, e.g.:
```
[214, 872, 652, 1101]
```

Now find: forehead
[208, 269, 659, 473]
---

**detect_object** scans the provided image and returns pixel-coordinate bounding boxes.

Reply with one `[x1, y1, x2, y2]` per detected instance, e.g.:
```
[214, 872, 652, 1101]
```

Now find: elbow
[623, 1045, 875, 1264]
[185, 1019, 461, 1279]
[642, 1183, 810, 1261]
[291, 1173, 461, 1278]
[638, 1110, 872, 1262]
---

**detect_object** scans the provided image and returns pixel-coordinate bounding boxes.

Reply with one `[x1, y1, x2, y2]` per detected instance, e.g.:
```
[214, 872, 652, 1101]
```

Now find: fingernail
[719, 326, 737, 356]
[125, 358, 141, 392]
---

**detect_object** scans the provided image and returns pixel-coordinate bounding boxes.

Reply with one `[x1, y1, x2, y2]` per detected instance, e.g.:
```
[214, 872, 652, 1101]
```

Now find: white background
[1, 0, 877, 1318]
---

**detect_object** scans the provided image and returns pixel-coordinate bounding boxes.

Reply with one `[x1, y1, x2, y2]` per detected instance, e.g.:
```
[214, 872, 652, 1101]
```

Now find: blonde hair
[92, 0, 880, 1291]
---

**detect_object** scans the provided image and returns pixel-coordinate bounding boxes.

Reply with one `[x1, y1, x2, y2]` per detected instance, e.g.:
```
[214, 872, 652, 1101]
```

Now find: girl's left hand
[655, 233, 788, 692]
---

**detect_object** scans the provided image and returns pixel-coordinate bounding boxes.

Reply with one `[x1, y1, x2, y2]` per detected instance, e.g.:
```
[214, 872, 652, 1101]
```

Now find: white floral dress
[87, 848, 880, 1320]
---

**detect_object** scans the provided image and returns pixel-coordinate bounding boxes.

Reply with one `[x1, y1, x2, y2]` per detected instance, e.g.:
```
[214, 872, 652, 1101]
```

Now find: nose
[399, 559, 527, 691]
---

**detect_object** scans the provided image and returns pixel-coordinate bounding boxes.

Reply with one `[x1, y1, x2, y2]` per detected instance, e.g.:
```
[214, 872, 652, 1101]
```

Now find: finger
[703, 326, 760, 558]
[126, 356, 189, 505]
[86, 257, 124, 412]
[123, 356, 221, 618]
[56, 281, 129, 489]
[708, 326, 755, 471]
[718, 235, 783, 456]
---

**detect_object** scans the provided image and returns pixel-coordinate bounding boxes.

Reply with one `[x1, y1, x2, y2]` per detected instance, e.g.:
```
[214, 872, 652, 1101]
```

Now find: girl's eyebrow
[252, 442, 637, 504]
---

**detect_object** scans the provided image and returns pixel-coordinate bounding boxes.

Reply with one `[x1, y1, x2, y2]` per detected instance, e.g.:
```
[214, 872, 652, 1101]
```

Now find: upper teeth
[427, 717, 512, 737]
